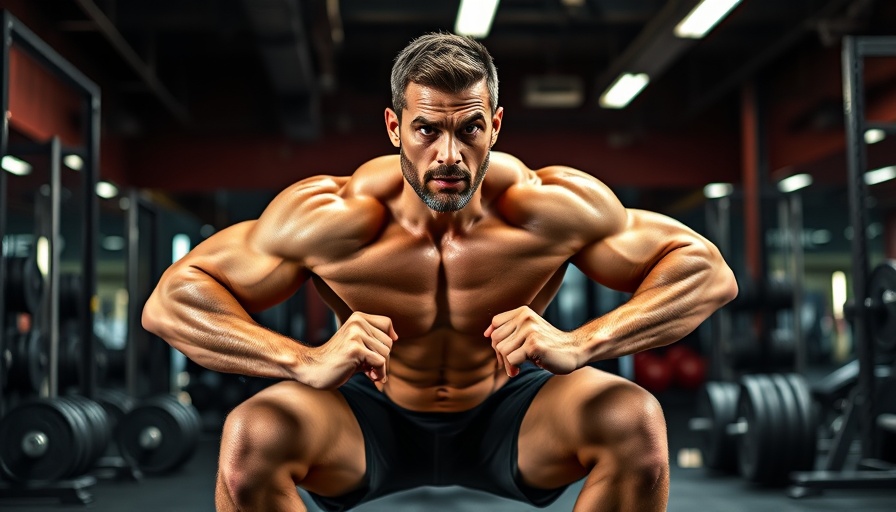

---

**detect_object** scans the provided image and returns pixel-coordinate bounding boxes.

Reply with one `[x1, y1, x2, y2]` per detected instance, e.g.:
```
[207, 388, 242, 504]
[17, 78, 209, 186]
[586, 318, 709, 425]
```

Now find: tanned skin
[144, 79, 738, 511]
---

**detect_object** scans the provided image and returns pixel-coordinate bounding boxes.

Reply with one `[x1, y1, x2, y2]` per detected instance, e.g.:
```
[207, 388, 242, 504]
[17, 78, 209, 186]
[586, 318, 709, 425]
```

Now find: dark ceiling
[26, 0, 893, 138]
[11, 0, 896, 223]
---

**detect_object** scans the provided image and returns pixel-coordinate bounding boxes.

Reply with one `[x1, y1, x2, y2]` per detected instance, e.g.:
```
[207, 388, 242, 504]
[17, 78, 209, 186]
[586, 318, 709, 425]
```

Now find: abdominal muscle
[375, 328, 511, 412]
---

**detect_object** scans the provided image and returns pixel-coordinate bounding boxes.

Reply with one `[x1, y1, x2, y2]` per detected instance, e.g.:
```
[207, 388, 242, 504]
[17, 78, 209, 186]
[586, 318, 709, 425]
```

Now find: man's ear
[490, 106, 504, 148]
[385, 108, 401, 148]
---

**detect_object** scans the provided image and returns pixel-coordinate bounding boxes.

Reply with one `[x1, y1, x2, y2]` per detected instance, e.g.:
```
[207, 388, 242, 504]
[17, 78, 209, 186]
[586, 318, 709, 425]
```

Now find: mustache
[424, 165, 469, 181]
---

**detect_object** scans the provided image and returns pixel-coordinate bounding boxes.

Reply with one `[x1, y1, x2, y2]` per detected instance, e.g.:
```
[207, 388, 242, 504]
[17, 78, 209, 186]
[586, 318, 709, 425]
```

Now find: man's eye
[419, 126, 434, 135]
[463, 125, 480, 135]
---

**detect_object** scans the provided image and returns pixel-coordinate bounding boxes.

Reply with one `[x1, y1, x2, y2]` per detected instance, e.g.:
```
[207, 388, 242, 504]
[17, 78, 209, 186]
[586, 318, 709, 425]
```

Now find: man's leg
[215, 381, 366, 512]
[517, 367, 669, 512]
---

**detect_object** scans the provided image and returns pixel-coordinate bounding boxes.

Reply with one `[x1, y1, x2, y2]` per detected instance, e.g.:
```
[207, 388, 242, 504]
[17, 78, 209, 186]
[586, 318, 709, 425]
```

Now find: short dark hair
[390, 32, 499, 118]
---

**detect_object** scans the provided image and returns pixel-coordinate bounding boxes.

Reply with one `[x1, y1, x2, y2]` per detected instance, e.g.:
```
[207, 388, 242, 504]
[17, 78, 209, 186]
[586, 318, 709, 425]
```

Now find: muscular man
[144, 33, 737, 511]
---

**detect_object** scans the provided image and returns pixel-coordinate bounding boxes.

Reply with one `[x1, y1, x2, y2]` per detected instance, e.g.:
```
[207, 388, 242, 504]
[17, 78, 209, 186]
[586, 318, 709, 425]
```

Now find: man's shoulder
[490, 154, 623, 240]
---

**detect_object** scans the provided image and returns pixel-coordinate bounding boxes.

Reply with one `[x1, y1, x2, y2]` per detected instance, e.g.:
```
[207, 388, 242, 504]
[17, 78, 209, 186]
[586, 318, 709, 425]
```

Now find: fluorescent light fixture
[102, 235, 126, 251]
[703, 182, 733, 199]
[36, 236, 50, 278]
[63, 154, 84, 171]
[777, 173, 813, 193]
[599, 73, 650, 109]
[455, 0, 500, 39]
[172, 233, 191, 263]
[831, 271, 847, 319]
[865, 165, 896, 185]
[864, 128, 886, 145]
[674, 0, 742, 39]
[2, 155, 32, 176]
[96, 181, 119, 199]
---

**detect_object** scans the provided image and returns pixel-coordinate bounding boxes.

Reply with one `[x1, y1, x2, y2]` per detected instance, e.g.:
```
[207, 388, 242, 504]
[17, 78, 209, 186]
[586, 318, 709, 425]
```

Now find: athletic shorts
[306, 364, 569, 511]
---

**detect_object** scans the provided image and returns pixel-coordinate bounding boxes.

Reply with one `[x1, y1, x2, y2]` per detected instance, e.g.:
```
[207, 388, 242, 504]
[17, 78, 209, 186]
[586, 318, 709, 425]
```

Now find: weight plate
[7, 330, 48, 394]
[4, 254, 44, 314]
[869, 260, 896, 354]
[737, 375, 771, 482]
[784, 373, 817, 472]
[66, 395, 111, 463]
[96, 388, 136, 429]
[0, 398, 85, 482]
[768, 374, 798, 484]
[54, 396, 94, 477]
[751, 374, 784, 485]
[117, 396, 197, 474]
[695, 381, 739, 471]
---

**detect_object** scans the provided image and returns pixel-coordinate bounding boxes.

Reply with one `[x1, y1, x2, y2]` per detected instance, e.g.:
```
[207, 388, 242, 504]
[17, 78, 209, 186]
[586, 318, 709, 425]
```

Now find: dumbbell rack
[0, 9, 103, 505]
[785, 35, 896, 497]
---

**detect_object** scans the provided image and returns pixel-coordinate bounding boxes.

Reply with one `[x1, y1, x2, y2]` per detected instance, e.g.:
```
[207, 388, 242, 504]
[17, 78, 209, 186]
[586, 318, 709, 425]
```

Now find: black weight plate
[8, 330, 48, 394]
[869, 260, 896, 354]
[96, 388, 136, 430]
[737, 375, 770, 482]
[4, 254, 44, 314]
[696, 381, 739, 471]
[117, 399, 192, 474]
[0, 399, 84, 482]
[54, 396, 95, 477]
[66, 395, 111, 462]
[146, 395, 201, 464]
[751, 374, 784, 485]
[785, 373, 818, 472]
[769, 374, 799, 484]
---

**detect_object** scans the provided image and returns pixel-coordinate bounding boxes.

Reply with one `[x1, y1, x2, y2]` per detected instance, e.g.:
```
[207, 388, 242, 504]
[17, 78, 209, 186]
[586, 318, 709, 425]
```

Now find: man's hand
[484, 306, 582, 377]
[302, 312, 397, 389]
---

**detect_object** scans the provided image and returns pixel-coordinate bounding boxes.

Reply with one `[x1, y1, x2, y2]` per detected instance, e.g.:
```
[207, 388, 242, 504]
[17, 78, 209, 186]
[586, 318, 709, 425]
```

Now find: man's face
[386, 80, 502, 213]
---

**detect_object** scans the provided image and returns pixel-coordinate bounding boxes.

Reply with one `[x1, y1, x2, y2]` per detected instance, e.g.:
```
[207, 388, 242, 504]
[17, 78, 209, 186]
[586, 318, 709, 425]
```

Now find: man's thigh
[516, 367, 657, 489]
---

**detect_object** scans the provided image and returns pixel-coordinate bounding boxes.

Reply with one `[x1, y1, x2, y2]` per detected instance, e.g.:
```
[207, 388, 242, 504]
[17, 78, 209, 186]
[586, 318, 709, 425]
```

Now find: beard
[400, 149, 490, 213]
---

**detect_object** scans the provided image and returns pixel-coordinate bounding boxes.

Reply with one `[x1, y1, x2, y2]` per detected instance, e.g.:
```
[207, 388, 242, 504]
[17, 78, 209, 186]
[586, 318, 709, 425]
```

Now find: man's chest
[309, 223, 575, 336]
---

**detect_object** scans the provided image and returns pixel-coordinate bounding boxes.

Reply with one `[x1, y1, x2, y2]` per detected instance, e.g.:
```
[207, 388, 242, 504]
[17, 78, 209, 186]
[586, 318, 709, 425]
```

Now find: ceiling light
[703, 182, 733, 199]
[455, 0, 500, 39]
[96, 181, 119, 199]
[865, 165, 896, 185]
[599, 73, 650, 109]
[102, 235, 126, 251]
[2, 155, 32, 176]
[64, 154, 84, 171]
[864, 128, 886, 145]
[777, 173, 813, 193]
[674, 0, 742, 39]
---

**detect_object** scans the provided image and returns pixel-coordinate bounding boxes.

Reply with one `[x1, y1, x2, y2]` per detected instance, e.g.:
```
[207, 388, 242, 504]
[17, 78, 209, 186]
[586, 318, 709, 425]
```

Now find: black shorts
[307, 364, 569, 511]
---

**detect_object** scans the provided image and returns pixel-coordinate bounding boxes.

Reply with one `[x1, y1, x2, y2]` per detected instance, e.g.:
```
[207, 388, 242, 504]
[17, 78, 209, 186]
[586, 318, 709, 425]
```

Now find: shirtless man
[143, 33, 737, 511]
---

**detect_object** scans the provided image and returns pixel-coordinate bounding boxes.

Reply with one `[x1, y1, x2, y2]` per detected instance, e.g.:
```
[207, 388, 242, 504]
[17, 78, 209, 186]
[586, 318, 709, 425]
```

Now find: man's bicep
[571, 209, 694, 293]
[177, 221, 309, 312]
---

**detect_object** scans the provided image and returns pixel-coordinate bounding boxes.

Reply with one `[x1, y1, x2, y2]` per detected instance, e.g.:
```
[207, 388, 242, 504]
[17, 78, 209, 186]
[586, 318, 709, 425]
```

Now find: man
[144, 33, 737, 512]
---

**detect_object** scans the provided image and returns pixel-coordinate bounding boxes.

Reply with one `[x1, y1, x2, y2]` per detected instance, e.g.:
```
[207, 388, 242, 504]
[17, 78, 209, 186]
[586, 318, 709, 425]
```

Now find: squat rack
[0, 10, 101, 402]
[789, 35, 896, 495]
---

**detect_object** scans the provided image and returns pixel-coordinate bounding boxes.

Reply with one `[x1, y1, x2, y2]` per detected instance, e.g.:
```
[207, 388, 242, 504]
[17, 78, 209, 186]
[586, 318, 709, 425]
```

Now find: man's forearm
[577, 246, 736, 363]
[143, 268, 309, 381]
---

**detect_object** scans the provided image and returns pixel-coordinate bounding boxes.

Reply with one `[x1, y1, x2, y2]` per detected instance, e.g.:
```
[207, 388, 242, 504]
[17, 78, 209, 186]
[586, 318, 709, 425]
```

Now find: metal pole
[0, 11, 12, 412]
[841, 36, 876, 460]
[48, 137, 61, 399]
[125, 189, 140, 398]
[81, 90, 101, 399]
[791, 194, 806, 375]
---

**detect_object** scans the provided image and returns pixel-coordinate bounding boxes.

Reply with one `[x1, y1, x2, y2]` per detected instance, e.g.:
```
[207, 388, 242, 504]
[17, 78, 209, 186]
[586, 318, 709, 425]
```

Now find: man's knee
[578, 377, 669, 482]
[218, 399, 308, 505]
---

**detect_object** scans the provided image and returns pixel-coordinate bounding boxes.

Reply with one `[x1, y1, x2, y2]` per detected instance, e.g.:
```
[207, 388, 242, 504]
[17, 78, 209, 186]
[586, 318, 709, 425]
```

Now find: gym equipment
[4, 327, 47, 394]
[0, 395, 110, 482]
[3, 254, 44, 315]
[116, 394, 202, 475]
[690, 373, 817, 485]
[868, 261, 896, 356]
[785, 36, 896, 497]
[634, 351, 673, 393]
[691, 381, 740, 472]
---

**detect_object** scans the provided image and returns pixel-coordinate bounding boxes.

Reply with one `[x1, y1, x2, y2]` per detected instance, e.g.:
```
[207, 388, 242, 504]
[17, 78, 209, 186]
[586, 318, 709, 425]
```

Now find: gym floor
[1, 391, 894, 511]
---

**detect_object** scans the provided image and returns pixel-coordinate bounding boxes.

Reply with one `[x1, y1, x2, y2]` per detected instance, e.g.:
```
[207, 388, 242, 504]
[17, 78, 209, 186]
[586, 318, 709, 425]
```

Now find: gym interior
[1, 1, 895, 510]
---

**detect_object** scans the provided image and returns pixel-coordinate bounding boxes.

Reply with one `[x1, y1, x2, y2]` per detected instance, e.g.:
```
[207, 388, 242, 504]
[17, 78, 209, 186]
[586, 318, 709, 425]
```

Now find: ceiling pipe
[72, 0, 191, 124]
[240, 0, 320, 140]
